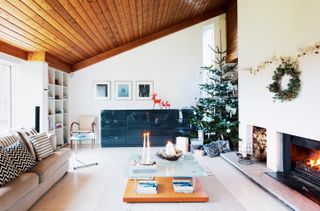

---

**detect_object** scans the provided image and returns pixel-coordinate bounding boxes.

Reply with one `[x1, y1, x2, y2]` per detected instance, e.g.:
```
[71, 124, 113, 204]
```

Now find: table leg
[73, 139, 98, 170]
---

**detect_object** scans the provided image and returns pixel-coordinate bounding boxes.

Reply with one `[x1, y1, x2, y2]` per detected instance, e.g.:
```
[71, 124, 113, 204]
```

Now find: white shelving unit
[48, 67, 69, 147]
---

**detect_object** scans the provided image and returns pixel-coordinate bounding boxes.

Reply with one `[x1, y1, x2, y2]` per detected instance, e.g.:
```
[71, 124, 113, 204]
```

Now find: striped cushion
[29, 132, 53, 161]
[0, 135, 20, 147]
[4, 141, 37, 175]
[16, 128, 38, 160]
[0, 148, 18, 186]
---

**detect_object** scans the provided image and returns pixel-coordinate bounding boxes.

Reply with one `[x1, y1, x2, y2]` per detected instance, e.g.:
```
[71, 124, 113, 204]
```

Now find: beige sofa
[0, 134, 72, 211]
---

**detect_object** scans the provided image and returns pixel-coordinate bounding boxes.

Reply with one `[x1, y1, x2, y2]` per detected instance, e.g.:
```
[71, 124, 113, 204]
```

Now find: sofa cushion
[0, 135, 20, 147]
[16, 128, 38, 160]
[0, 172, 38, 210]
[29, 132, 54, 161]
[29, 148, 71, 183]
[0, 148, 18, 186]
[4, 141, 37, 175]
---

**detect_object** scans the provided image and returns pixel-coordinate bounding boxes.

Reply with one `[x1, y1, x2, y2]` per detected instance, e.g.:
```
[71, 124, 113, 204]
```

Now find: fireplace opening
[267, 134, 320, 205]
[291, 144, 320, 187]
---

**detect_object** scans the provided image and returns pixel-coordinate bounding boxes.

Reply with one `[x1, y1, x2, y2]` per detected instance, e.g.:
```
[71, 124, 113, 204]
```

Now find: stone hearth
[221, 152, 320, 210]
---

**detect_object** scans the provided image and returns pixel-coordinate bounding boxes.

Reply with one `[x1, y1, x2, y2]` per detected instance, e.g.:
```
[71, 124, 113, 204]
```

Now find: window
[202, 24, 214, 97]
[202, 24, 214, 67]
[0, 64, 12, 131]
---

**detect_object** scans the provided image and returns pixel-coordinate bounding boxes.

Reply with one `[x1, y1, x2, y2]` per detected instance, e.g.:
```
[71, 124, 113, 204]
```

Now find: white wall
[238, 0, 320, 170]
[13, 61, 48, 131]
[0, 53, 48, 131]
[69, 16, 225, 125]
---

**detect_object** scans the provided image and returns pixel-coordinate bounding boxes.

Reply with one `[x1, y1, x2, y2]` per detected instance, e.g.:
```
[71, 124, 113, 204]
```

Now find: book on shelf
[136, 180, 158, 194]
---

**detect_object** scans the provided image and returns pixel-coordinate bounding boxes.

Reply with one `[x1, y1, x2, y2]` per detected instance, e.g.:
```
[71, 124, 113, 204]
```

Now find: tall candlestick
[146, 132, 150, 164]
[142, 133, 146, 163]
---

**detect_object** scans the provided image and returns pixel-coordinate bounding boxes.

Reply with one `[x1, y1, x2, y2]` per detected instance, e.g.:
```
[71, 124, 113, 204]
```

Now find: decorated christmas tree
[191, 46, 239, 146]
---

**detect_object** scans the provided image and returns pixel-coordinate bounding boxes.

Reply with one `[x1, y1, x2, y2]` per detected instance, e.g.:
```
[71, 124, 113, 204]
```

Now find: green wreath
[267, 61, 301, 101]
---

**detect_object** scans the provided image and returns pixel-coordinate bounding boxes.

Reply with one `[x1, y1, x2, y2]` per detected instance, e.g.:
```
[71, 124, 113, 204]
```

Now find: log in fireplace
[267, 134, 320, 205]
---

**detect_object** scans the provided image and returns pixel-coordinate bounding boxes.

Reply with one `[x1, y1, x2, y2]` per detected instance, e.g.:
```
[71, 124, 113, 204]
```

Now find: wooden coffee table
[123, 153, 209, 203]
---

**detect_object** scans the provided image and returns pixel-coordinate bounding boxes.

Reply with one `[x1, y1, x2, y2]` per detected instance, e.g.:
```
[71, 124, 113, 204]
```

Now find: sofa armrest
[46, 133, 57, 151]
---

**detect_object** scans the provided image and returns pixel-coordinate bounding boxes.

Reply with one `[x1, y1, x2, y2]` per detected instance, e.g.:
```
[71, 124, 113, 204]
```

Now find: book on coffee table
[136, 181, 158, 194]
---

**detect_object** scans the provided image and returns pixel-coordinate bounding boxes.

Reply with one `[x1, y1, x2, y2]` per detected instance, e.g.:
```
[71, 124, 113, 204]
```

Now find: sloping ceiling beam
[0, 39, 28, 60]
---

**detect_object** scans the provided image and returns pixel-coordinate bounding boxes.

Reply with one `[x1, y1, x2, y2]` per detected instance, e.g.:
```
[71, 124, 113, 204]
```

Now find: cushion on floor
[29, 148, 71, 183]
[0, 172, 38, 210]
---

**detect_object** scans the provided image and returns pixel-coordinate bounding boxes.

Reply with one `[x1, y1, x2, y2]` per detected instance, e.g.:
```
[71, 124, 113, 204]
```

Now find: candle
[176, 137, 188, 153]
[165, 141, 174, 155]
[146, 132, 150, 164]
[142, 133, 146, 163]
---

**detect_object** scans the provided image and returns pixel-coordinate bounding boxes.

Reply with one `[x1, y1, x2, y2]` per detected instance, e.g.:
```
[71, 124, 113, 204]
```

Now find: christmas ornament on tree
[190, 46, 239, 146]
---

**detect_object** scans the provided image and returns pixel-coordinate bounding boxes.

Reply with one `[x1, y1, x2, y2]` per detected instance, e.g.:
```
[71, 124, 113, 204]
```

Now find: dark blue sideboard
[100, 109, 192, 147]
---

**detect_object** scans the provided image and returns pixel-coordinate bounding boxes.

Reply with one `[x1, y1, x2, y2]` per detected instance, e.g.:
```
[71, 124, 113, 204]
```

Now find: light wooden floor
[31, 147, 290, 211]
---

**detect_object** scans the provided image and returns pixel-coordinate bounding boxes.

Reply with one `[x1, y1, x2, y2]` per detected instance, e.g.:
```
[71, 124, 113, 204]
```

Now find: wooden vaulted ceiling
[0, 0, 233, 72]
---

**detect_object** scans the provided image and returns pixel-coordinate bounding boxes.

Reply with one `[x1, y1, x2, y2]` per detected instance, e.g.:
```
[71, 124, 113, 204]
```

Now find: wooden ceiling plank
[191, 0, 207, 18]
[73, 6, 227, 71]
[59, 0, 107, 50]
[0, 24, 50, 52]
[181, 0, 196, 22]
[89, 1, 119, 48]
[0, 39, 28, 60]
[159, 0, 170, 30]
[114, 0, 133, 41]
[164, 0, 178, 28]
[128, 0, 139, 39]
[0, 17, 75, 64]
[135, 0, 143, 37]
[0, 9, 79, 63]
[76, 1, 114, 50]
[121, 0, 136, 40]
[142, 0, 149, 36]
[0, 32, 38, 52]
[67, 0, 109, 50]
[30, 0, 96, 56]
[81, 1, 113, 49]
[97, 0, 124, 46]
[0, 25, 43, 52]
[150, 0, 160, 33]
[106, 0, 130, 43]
[155, 0, 165, 31]
[146, 0, 154, 35]
[0, 37, 32, 52]
[1, 0, 87, 60]
[47, 0, 105, 53]
[167, 0, 182, 27]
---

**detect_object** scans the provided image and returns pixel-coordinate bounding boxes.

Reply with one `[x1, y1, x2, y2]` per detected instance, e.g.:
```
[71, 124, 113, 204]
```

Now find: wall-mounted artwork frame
[94, 81, 111, 100]
[136, 81, 154, 100]
[115, 81, 132, 100]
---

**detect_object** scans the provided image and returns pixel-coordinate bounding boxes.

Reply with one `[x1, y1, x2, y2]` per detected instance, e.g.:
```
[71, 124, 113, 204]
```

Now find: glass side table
[70, 132, 98, 170]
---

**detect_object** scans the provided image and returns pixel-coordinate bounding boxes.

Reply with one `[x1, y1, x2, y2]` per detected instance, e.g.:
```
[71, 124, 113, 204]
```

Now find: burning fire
[306, 152, 320, 169]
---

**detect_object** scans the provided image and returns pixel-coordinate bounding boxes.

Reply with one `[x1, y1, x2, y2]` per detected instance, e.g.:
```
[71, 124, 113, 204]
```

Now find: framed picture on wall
[136, 81, 154, 100]
[115, 81, 132, 100]
[94, 81, 111, 100]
